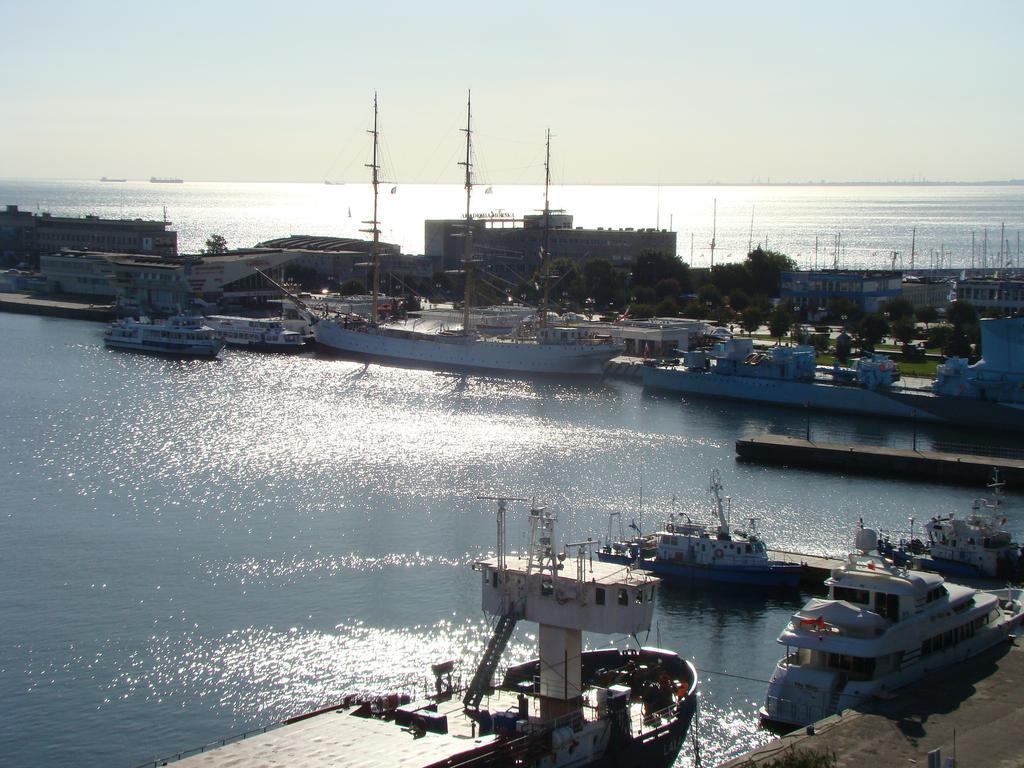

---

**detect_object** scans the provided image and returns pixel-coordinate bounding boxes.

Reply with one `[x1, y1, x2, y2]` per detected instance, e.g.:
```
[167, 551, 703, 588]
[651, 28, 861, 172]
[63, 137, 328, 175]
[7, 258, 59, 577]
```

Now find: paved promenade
[721, 640, 1024, 767]
[0, 292, 114, 321]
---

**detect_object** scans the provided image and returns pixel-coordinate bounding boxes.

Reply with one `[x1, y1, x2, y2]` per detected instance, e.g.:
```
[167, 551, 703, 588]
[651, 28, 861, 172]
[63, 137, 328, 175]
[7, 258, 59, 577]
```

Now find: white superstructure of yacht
[761, 526, 1023, 729]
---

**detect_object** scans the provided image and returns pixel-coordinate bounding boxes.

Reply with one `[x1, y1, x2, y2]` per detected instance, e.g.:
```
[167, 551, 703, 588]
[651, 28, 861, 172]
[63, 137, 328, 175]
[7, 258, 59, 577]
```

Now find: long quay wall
[0, 293, 115, 322]
[736, 435, 1024, 487]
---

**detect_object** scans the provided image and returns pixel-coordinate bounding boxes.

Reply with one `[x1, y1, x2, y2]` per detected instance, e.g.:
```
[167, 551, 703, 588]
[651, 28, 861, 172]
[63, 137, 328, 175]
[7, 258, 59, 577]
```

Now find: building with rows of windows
[954, 277, 1024, 315]
[0, 205, 177, 267]
[424, 211, 677, 283]
[780, 270, 903, 314]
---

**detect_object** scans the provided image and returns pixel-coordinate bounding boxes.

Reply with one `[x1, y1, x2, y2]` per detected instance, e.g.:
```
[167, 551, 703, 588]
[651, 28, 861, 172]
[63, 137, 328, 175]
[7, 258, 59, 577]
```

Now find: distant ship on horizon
[150, 177, 183, 184]
[100, 176, 126, 182]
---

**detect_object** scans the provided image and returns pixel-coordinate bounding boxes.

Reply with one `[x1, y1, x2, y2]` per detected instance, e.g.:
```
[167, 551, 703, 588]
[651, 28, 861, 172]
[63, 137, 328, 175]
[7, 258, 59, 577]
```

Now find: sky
[1, 0, 1022, 185]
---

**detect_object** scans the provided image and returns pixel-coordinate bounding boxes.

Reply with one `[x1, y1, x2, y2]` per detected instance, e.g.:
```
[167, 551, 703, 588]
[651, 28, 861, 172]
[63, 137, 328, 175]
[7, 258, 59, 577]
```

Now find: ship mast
[363, 93, 382, 325]
[710, 198, 717, 268]
[540, 129, 552, 326]
[458, 91, 475, 334]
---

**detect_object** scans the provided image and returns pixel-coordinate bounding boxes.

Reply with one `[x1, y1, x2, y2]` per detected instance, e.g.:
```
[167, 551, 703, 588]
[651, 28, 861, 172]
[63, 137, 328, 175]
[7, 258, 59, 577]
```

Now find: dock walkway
[737, 434, 1024, 486]
[767, 549, 843, 588]
[720, 640, 1024, 767]
[0, 292, 114, 322]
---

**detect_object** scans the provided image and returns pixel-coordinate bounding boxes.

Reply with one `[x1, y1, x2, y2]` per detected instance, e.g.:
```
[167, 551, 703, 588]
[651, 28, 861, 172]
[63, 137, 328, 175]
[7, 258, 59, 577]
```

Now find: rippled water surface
[2, 313, 1019, 767]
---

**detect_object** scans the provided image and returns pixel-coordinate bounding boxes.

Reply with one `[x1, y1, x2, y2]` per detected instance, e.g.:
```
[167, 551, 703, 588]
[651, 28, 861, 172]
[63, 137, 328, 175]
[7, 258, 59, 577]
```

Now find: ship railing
[764, 695, 823, 728]
[780, 651, 800, 667]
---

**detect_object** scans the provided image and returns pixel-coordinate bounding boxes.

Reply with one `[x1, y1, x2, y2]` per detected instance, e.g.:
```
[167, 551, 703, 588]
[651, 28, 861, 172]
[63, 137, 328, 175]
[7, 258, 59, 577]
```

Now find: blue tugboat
[599, 471, 802, 589]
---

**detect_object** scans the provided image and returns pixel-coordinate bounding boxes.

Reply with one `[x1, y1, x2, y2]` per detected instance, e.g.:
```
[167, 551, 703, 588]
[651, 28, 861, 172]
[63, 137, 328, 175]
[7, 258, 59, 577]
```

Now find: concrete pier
[736, 434, 1024, 486]
[720, 640, 1024, 767]
[767, 549, 844, 589]
[0, 293, 114, 322]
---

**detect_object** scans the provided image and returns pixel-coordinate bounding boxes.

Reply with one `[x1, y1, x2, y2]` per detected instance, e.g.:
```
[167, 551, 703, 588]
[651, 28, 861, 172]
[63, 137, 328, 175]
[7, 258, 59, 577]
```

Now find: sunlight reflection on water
[4, 318, 1020, 768]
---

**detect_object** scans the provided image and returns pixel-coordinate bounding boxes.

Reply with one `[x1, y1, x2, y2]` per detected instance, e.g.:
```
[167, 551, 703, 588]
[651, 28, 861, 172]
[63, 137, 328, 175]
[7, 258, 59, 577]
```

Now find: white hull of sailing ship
[315, 320, 618, 375]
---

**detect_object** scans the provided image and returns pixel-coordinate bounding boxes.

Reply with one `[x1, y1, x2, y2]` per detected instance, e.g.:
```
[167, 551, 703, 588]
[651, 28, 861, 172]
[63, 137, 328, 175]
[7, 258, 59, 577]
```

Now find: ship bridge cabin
[825, 556, 947, 623]
[473, 502, 659, 720]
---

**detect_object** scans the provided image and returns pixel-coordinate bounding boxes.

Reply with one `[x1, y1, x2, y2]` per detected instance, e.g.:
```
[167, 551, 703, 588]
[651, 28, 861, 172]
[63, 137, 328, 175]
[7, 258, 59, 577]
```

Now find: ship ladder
[463, 613, 518, 710]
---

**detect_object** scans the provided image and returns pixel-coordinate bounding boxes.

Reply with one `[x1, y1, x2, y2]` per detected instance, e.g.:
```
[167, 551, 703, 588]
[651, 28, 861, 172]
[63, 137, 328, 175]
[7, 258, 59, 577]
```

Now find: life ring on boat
[714, 548, 724, 559]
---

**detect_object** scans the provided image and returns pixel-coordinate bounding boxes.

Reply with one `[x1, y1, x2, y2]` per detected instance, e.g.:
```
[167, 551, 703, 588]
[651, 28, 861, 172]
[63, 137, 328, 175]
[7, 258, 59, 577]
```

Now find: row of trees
[531, 246, 797, 323]
[760, 297, 983, 359]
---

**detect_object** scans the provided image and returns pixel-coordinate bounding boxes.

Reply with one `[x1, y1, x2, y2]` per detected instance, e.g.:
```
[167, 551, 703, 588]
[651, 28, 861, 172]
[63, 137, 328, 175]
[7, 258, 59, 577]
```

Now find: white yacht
[103, 315, 225, 358]
[761, 526, 1023, 729]
[204, 315, 305, 352]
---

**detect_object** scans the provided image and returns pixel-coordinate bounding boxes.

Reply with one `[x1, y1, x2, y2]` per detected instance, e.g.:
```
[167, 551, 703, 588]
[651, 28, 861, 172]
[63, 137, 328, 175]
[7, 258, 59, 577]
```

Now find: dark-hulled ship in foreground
[152, 498, 698, 768]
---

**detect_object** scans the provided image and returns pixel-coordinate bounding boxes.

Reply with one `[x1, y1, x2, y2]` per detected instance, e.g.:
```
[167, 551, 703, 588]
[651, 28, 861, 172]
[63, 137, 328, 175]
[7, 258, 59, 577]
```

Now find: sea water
[1, 180, 1022, 766]
[1, 312, 1019, 767]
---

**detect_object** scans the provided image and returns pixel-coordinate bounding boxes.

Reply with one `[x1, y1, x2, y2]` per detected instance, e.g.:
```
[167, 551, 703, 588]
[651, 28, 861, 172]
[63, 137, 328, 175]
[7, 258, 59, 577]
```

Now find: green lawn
[816, 353, 939, 378]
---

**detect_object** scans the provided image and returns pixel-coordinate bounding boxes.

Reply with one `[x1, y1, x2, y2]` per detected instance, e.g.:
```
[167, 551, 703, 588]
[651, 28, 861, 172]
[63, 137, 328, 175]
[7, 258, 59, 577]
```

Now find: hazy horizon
[4, 1, 1022, 185]
[6, 177, 1024, 187]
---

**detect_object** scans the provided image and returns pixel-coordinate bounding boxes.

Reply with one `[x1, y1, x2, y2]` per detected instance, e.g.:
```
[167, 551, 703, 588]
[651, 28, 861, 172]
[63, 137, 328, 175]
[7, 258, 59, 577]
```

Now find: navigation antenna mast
[748, 204, 755, 254]
[363, 93, 382, 325]
[910, 227, 916, 272]
[540, 128, 552, 326]
[458, 91, 475, 334]
[1000, 222, 1006, 273]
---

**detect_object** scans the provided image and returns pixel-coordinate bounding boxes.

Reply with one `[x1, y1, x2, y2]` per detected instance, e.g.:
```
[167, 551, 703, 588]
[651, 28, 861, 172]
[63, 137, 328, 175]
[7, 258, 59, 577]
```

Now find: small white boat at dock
[103, 315, 224, 358]
[204, 315, 305, 352]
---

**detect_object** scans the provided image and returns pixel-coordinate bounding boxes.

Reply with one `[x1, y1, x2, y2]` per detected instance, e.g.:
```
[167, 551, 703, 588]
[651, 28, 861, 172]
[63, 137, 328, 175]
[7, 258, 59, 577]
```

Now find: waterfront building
[953, 277, 1024, 315]
[604, 317, 706, 357]
[40, 248, 299, 314]
[0, 269, 47, 293]
[0, 205, 177, 267]
[254, 235, 431, 287]
[424, 211, 676, 282]
[39, 251, 118, 299]
[902, 276, 955, 310]
[780, 269, 902, 314]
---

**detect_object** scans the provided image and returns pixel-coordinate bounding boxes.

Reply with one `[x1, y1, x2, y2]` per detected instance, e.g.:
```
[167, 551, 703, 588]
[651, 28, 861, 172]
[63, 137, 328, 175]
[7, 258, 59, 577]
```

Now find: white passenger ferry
[103, 315, 224, 358]
[761, 526, 1023, 729]
[204, 315, 305, 352]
